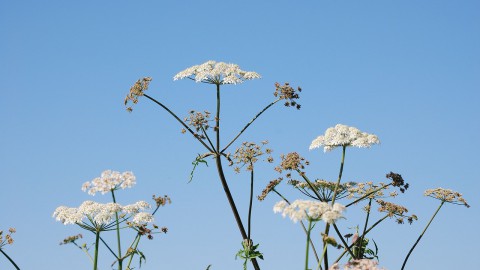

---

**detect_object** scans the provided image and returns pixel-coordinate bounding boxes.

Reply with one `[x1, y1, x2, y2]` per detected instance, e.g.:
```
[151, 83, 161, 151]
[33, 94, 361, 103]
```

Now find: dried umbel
[232, 141, 273, 172]
[173, 60, 261, 85]
[275, 152, 309, 174]
[60, 234, 83, 245]
[0, 228, 16, 247]
[386, 172, 409, 193]
[347, 181, 391, 200]
[152, 195, 172, 207]
[310, 124, 380, 152]
[376, 200, 417, 224]
[424, 188, 470, 208]
[273, 82, 301, 109]
[125, 77, 152, 112]
[184, 110, 212, 134]
[258, 177, 283, 201]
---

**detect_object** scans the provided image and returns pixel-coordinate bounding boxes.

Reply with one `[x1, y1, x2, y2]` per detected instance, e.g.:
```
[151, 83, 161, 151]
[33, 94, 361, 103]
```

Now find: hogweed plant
[125, 60, 301, 270]
[258, 124, 468, 270]
[0, 227, 20, 270]
[53, 170, 170, 270]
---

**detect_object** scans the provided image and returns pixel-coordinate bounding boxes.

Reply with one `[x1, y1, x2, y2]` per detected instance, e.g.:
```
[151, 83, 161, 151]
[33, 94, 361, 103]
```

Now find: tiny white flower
[82, 170, 136, 195]
[132, 212, 154, 225]
[310, 124, 380, 152]
[173, 60, 261, 85]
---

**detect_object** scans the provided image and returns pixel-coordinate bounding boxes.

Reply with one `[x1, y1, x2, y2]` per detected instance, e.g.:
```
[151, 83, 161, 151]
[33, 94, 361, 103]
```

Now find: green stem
[0, 249, 20, 270]
[73, 242, 94, 263]
[273, 189, 320, 265]
[401, 201, 445, 270]
[143, 94, 214, 153]
[213, 84, 260, 270]
[357, 199, 373, 259]
[111, 190, 123, 270]
[305, 219, 313, 270]
[126, 235, 142, 270]
[221, 99, 280, 154]
[93, 231, 100, 270]
[323, 145, 346, 270]
[248, 168, 254, 240]
[332, 224, 355, 259]
[334, 215, 388, 263]
[316, 245, 328, 270]
[297, 171, 323, 201]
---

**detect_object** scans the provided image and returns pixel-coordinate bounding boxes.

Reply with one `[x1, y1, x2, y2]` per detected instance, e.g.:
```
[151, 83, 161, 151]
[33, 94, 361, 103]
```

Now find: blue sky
[1, 0, 479, 269]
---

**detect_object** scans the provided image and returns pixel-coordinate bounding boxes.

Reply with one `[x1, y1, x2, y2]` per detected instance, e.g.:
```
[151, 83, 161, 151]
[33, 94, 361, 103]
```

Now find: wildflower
[330, 259, 386, 270]
[424, 188, 470, 208]
[131, 212, 154, 225]
[376, 200, 417, 224]
[60, 234, 83, 245]
[273, 199, 345, 223]
[386, 172, 409, 193]
[124, 77, 152, 112]
[273, 82, 301, 109]
[82, 170, 136, 195]
[123, 201, 151, 213]
[309, 124, 380, 152]
[173, 60, 261, 85]
[0, 228, 16, 247]
[152, 195, 172, 207]
[53, 201, 122, 227]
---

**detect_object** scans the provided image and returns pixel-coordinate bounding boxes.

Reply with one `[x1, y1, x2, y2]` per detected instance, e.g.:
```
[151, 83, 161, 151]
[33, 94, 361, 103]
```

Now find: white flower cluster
[82, 170, 136, 195]
[273, 200, 345, 223]
[329, 259, 385, 270]
[53, 200, 153, 227]
[173, 60, 261, 85]
[309, 124, 380, 152]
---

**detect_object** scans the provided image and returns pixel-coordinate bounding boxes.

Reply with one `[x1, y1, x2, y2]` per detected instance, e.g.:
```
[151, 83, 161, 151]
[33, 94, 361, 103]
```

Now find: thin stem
[111, 190, 123, 270]
[332, 224, 355, 259]
[345, 184, 392, 208]
[305, 219, 313, 270]
[214, 84, 260, 270]
[273, 189, 320, 265]
[93, 231, 100, 270]
[247, 167, 254, 240]
[144, 94, 214, 153]
[334, 215, 388, 263]
[401, 201, 445, 270]
[323, 145, 347, 270]
[126, 235, 142, 270]
[72, 242, 94, 263]
[0, 249, 20, 270]
[297, 171, 323, 201]
[96, 233, 118, 259]
[316, 245, 328, 270]
[357, 199, 373, 259]
[221, 99, 280, 153]
[202, 126, 216, 152]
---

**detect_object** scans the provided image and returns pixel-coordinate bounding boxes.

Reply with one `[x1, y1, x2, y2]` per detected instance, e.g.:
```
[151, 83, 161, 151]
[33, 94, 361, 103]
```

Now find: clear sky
[1, 1, 479, 269]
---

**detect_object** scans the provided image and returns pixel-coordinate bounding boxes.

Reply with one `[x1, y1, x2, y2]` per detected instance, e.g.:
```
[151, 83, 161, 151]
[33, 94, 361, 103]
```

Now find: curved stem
[144, 94, 213, 153]
[401, 201, 444, 270]
[305, 219, 313, 270]
[322, 145, 346, 270]
[0, 249, 20, 270]
[248, 168, 254, 240]
[221, 99, 280, 153]
[214, 84, 260, 270]
[316, 245, 328, 270]
[273, 189, 320, 265]
[111, 190, 123, 270]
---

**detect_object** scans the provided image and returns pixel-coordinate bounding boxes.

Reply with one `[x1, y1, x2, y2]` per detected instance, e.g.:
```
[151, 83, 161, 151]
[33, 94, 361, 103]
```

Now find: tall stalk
[305, 219, 313, 270]
[214, 84, 260, 270]
[248, 168, 254, 240]
[111, 190, 123, 270]
[322, 145, 346, 270]
[401, 201, 444, 270]
[93, 231, 101, 270]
